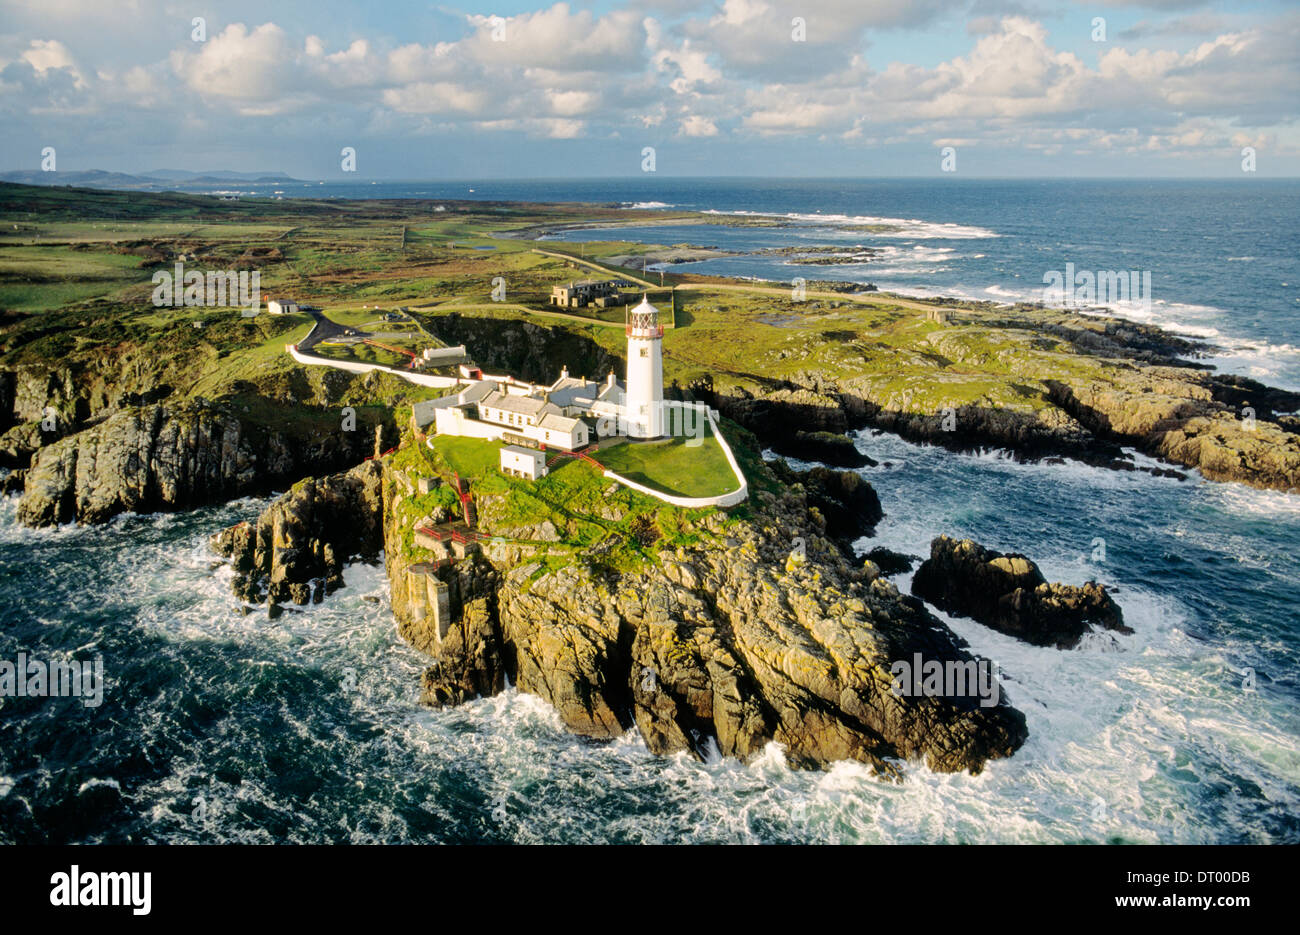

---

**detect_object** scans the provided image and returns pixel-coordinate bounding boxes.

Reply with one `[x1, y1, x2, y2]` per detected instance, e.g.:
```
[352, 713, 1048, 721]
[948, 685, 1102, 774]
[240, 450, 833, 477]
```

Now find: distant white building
[267, 297, 298, 315]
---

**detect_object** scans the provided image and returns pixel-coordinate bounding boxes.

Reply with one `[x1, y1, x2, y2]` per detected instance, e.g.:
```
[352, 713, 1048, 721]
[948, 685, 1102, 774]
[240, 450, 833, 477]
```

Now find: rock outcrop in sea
[211, 460, 384, 607]
[911, 535, 1129, 648]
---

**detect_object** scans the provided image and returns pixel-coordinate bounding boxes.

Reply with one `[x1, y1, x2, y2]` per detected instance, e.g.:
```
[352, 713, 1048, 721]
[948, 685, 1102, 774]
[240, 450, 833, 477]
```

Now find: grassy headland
[2, 180, 1297, 507]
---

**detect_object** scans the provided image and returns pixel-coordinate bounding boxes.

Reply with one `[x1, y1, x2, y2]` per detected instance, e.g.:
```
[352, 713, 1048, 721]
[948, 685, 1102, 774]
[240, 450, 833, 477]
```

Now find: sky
[0, 0, 1297, 178]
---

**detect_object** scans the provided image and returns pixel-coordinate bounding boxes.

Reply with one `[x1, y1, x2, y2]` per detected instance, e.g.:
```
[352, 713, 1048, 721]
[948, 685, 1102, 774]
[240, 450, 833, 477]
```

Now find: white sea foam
[866, 277, 1300, 389]
[699, 208, 999, 240]
[1204, 482, 1300, 517]
[4, 448, 1297, 843]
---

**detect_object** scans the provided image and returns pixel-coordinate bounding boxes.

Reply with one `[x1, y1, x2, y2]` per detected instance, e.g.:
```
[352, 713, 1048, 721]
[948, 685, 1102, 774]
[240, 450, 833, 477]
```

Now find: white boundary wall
[434, 406, 507, 441]
[601, 411, 748, 509]
[287, 344, 460, 388]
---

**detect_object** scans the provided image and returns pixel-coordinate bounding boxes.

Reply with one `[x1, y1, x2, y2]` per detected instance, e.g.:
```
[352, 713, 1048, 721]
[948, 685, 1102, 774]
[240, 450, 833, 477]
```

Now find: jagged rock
[1, 468, 25, 496]
[630, 616, 770, 760]
[784, 430, 874, 467]
[211, 460, 384, 605]
[911, 535, 1130, 648]
[0, 421, 53, 469]
[240, 447, 1024, 774]
[769, 460, 883, 548]
[680, 309, 1300, 491]
[865, 546, 915, 575]
[499, 564, 631, 739]
[16, 401, 382, 527]
[420, 595, 507, 706]
[1048, 376, 1300, 492]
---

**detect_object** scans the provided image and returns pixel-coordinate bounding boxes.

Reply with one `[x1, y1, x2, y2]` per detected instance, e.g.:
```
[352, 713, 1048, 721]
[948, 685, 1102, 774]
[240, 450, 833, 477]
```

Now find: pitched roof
[411, 399, 442, 427]
[538, 412, 582, 433]
[458, 380, 495, 404]
[481, 390, 554, 417]
[547, 375, 600, 407]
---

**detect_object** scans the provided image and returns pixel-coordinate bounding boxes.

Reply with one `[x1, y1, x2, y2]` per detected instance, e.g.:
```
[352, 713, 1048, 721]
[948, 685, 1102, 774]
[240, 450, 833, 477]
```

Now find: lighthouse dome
[626, 293, 662, 338]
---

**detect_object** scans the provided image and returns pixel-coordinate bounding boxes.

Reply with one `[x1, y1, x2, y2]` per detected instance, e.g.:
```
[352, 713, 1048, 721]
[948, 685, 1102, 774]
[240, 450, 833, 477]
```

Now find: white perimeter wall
[601, 411, 748, 509]
[434, 407, 507, 441]
[287, 344, 460, 388]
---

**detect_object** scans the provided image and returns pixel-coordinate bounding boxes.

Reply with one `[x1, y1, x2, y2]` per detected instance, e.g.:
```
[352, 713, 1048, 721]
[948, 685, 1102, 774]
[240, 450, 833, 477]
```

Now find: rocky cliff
[211, 445, 1029, 774]
[686, 311, 1300, 492]
[17, 400, 387, 526]
[210, 460, 384, 607]
[383, 455, 1027, 775]
[1047, 375, 1300, 492]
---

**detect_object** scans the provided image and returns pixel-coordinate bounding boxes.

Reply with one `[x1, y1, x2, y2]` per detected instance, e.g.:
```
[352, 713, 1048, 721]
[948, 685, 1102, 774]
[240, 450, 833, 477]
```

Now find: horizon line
[4, 173, 1299, 183]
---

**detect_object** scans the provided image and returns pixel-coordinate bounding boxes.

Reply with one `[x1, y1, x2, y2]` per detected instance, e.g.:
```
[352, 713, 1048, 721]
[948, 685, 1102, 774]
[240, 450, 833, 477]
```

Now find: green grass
[313, 341, 413, 369]
[0, 245, 148, 311]
[416, 430, 736, 571]
[594, 428, 742, 499]
[0, 178, 1155, 467]
[427, 435, 508, 483]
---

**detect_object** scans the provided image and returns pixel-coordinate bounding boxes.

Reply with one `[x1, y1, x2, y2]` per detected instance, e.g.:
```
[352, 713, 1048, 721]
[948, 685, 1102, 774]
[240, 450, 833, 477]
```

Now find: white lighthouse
[624, 294, 664, 438]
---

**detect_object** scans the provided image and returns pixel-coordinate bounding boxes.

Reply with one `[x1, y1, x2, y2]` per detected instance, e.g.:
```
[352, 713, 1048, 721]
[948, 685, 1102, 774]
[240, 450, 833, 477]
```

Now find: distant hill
[0, 168, 307, 191]
[146, 169, 297, 182]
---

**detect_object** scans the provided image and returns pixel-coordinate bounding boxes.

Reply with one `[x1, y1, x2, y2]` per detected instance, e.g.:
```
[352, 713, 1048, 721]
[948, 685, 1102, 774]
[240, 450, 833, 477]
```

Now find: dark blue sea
[1, 179, 1297, 843]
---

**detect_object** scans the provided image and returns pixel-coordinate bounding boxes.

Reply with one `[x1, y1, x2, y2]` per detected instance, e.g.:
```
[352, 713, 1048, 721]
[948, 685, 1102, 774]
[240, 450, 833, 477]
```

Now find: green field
[0, 178, 1155, 486]
[427, 435, 508, 481]
[594, 428, 741, 499]
[0, 245, 148, 310]
[415, 430, 737, 571]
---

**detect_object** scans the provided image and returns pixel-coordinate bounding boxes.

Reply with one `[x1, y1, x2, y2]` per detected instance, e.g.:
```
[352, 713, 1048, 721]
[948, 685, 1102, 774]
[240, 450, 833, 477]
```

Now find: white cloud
[21, 39, 82, 81]
[170, 23, 295, 105]
[679, 114, 718, 136]
[1, 3, 1297, 171]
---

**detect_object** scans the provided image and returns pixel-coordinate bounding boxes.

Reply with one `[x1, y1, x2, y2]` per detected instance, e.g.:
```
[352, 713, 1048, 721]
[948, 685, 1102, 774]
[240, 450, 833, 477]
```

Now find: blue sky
[1, 0, 1296, 178]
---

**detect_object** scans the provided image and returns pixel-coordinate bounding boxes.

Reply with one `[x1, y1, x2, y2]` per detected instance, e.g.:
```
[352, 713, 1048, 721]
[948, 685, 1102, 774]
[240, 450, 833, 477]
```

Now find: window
[639, 348, 648, 357]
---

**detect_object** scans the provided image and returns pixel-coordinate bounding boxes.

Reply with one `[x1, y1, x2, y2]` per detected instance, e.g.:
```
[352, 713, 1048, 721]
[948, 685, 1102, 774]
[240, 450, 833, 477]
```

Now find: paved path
[297, 307, 356, 352]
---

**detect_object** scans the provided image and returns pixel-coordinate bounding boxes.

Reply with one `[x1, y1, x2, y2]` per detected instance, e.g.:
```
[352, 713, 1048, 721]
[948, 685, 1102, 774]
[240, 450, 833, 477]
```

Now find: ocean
[1, 179, 1297, 843]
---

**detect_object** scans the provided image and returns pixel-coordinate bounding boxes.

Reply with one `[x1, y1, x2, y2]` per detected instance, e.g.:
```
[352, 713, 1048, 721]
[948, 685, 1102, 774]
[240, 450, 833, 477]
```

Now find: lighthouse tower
[625, 294, 664, 438]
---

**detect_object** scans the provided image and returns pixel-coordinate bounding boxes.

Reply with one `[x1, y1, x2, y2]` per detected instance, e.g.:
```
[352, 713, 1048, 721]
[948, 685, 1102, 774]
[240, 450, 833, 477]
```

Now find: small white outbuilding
[499, 444, 547, 480]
